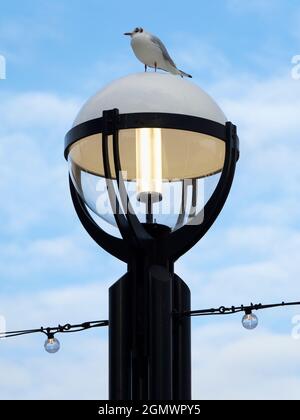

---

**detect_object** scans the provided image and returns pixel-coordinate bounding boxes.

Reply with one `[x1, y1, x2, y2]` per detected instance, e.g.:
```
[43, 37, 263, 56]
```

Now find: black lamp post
[64, 73, 239, 400]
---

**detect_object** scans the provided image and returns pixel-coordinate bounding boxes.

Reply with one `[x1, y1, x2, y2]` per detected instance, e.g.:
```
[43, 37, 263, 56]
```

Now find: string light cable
[184, 300, 300, 330]
[0, 320, 108, 353]
[1, 300, 299, 353]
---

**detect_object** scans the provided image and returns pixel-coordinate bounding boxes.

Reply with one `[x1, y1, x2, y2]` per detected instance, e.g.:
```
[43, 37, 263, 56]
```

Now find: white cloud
[0, 234, 90, 280]
[0, 281, 110, 330]
[0, 335, 109, 400]
[0, 92, 79, 130]
[0, 281, 111, 399]
[192, 322, 300, 399]
[172, 37, 231, 80]
[0, 92, 80, 234]
[177, 222, 300, 310]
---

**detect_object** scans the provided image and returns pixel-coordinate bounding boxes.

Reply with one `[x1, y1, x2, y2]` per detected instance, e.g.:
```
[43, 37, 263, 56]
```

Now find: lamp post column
[109, 226, 191, 401]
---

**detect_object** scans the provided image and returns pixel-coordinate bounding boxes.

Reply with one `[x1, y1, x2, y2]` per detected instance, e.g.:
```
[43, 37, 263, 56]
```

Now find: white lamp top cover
[73, 73, 227, 127]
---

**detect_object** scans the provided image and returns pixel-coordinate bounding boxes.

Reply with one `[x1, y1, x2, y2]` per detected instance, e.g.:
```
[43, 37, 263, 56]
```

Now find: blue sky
[0, 0, 300, 399]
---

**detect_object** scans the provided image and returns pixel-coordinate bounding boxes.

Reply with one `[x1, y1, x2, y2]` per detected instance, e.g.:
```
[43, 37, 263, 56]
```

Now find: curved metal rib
[191, 179, 198, 216]
[167, 122, 238, 261]
[187, 178, 198, 221]
[112, 121, 153, 245]
[174, 179, 190, 231]
[102, 131, 132, 244]
[69, 177, 128, 263]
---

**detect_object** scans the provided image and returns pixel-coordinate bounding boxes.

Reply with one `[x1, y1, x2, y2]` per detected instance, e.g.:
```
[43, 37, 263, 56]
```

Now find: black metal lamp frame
[64, 109, 239, 401]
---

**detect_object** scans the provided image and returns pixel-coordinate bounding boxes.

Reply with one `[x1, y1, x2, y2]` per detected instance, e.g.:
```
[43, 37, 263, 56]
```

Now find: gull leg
[155, 62, 157, 72]
[145, 64, 147, 72]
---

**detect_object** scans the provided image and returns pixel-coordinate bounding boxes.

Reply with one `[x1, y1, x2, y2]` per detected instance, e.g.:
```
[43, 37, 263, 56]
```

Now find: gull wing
[150, 35, 177, 68]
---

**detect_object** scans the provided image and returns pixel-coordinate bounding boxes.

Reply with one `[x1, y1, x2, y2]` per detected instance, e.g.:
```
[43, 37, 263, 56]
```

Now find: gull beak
[124, 32, 132, 36]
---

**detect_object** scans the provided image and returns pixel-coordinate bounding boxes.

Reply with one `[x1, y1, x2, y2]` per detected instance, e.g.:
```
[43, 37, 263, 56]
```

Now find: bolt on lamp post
[64, 73, 239, 401]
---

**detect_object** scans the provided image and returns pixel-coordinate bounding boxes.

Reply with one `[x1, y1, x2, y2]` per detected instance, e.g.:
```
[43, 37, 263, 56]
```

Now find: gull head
[124, 27, 144, 37]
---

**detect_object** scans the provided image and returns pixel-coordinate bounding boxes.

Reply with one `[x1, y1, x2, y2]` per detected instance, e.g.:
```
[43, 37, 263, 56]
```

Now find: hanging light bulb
[242, 311, 258, 330]
[136, 128, 163, 203]
[44, 333, 60, 354]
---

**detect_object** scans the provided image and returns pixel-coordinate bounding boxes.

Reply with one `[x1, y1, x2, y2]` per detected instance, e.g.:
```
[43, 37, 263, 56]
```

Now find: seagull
[124, 27, 192, 78]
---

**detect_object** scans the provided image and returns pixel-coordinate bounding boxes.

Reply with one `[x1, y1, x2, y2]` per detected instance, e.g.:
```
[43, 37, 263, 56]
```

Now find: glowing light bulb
[242, 312, 258, 330]
[136, 128, 162, 203]
[44, 335, 60, 353]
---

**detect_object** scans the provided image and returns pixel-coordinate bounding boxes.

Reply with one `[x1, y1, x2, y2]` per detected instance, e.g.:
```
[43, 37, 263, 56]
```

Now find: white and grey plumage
[124, 27, 192, 78]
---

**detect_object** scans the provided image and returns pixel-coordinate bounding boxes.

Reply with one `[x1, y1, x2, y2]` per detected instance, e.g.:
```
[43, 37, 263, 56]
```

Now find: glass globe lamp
[65, 73, 233, 234]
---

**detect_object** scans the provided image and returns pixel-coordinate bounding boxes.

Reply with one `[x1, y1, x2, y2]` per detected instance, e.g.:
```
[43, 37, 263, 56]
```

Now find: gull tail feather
[179, 69, 192, 78]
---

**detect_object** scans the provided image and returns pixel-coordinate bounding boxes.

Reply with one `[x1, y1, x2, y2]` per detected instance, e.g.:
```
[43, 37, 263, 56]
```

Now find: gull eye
[139, 28, 143, 33]
[134, 27, 139, 33]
